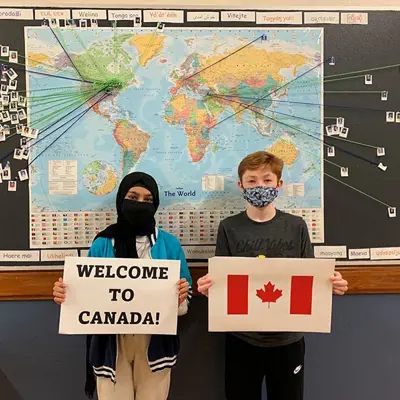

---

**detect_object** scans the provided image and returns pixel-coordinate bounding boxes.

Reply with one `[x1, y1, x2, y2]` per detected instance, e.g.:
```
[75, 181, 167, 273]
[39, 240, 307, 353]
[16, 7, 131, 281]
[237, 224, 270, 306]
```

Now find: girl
[53, 172, 192, 400]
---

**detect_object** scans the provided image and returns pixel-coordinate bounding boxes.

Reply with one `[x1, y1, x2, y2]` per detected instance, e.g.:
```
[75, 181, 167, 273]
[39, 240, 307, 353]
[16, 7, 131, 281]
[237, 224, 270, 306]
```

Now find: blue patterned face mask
[243, 186, 279, 208]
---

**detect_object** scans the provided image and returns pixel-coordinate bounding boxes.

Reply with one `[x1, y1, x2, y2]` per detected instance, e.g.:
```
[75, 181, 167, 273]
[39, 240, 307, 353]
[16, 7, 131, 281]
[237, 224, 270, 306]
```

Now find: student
[53, 172, 192, 400]
[197, 151, 348, 400]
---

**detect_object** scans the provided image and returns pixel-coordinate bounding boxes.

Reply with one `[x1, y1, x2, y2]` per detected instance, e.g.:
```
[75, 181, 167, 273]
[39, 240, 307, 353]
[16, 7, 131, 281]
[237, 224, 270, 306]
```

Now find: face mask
[243, 186, 278, 208]
[121, 199, 156, 234]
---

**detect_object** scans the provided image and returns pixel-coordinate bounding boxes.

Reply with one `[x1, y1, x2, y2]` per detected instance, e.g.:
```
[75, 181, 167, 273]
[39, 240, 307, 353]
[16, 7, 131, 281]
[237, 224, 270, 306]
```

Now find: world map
[25, 27, 324, 247]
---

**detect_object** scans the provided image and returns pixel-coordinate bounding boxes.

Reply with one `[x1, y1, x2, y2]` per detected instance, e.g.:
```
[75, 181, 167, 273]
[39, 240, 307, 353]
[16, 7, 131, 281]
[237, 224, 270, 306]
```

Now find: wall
[5, 0, 400, 10]
[1, 295, 400, 400]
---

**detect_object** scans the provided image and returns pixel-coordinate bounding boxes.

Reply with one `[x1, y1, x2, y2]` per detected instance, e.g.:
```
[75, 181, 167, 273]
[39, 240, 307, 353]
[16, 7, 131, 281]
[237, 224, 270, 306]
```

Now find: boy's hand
[53, 277, 66, 305]
[177, 278, 189, 305]
[330, 271, 348, 295]
[197, 274, 212, 297]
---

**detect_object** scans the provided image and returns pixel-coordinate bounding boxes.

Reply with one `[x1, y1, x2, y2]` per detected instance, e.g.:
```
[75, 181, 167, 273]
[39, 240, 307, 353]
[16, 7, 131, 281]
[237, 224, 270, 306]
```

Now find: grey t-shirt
[215, 209, 314, 347]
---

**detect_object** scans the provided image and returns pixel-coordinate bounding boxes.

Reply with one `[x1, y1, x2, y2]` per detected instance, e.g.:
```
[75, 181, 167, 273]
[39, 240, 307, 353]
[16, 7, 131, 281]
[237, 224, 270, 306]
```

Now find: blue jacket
[84, 228, 192, 397]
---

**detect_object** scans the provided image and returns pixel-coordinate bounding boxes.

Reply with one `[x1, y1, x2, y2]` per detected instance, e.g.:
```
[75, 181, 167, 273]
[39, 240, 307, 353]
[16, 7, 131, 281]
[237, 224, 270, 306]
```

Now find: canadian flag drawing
[208, 257, 335, 333]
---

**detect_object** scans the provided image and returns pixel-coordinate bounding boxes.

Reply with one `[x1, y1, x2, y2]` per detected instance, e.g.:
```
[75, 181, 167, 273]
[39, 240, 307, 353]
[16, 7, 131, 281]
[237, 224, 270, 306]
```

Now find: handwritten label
[143, 10, 184, 23]
[34, 9, 71, 20]
[0, 250, 40, 262]
[348, 248, 370, 260]
[72, 9, 107, 20]
[187, 12, 219, 22]
[183, 246, 215, 260]
[370, 247, 400, 260]
[108, 10, 141, 21]
[304, 12, 339, 24]
[256, 12, 302, 25]
[314, 246, 347, 259]
[221, 11, 255, 22]
[41, 249, 79, 262]
[0, 8, 34, 20]
[341, 13, 368, 25]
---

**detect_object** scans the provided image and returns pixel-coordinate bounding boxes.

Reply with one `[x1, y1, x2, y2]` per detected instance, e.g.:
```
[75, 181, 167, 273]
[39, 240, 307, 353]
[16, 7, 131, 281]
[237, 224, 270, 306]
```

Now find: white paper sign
[208, 257, 334, 333]
[256, 12, 302, 25]
[59, 257, 180, 334]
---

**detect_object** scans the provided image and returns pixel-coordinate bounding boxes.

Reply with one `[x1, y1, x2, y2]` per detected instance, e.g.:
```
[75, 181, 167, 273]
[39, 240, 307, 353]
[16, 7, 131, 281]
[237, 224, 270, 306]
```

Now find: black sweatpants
[225, 334, 305, 400]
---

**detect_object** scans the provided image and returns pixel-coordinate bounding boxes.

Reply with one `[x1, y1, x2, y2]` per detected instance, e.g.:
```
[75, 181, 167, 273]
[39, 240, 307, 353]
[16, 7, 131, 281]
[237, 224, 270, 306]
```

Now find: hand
[330, 271, 348, 295]
[177, 278, 189, 305]
[197, 274, 212, 297]
[53, 277, 67, 305]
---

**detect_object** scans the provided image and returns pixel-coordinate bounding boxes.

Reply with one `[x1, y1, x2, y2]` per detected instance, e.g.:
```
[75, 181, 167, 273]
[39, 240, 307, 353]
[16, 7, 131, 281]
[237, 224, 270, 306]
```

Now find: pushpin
[381, 91, 388, 101]
[365, 74, 372, 85]
[329, 56, 335, 66]
[157, 22, 165, 32]
[261, 34, 267, 41]
[340, 167, 349, 177]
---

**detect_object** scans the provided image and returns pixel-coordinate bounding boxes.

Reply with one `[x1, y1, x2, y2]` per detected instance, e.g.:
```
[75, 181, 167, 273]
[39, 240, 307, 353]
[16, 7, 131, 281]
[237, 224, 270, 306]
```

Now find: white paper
[0, 9, 33, 19]
[187, 12, 220, 22]
[340, 167, 349, 177]
[221, 11, 255, 22]
[285, 183, 304, 197]
[256, 12, 302, 25]
[341, 12, 368, 25]
[182, 246, 215, 260]
[388, 207, 397, 218]
[378, 162, 387, 171]
[202, 175, 224, 191]
[208, 257, 334, 333]
[304, 12, 339, 24]
[348, 248, 370, 260]
[48, 160, 78, 195]
[41, 249, 79, 262]
[143, 10, 184, 23]
[72, 9, 107, 19]
[108, 10, 141, 21]
[34, 9, 71, 20]
[314, 246, 347, 259]
[59, 256, 180, 334]
[0, 250, 40, 262]
[370, 247, 400, 260]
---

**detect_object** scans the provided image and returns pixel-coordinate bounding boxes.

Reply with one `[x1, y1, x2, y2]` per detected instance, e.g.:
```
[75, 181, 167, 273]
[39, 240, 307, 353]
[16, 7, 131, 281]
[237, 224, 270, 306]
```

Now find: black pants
[225, 334, 305, 400]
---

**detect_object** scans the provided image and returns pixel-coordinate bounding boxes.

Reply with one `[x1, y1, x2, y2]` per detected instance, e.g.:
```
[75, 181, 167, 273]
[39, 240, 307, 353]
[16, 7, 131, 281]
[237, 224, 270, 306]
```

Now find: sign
[208, 257, 334, 333]
[59, 257, 180, 334]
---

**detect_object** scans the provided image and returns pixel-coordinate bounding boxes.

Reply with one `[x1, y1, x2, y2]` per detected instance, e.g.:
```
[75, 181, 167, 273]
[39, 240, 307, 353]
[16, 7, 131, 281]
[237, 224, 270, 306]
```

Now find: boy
[197, 151, 348, 400]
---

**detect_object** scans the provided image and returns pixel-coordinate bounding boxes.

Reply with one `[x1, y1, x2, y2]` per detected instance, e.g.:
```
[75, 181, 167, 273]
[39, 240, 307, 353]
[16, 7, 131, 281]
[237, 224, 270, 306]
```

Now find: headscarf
[94, 171, 160, 258]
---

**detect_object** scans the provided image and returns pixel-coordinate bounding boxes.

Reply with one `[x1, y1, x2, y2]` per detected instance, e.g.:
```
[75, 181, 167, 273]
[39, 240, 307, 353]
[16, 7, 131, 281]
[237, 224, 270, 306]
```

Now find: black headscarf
[85, 171, 160, 398]
[94, 171, 160, 259]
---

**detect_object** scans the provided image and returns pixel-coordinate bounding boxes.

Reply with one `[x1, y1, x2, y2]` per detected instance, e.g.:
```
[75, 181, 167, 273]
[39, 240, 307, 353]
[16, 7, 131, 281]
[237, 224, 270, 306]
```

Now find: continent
[73, 34, 135, 85]
[165, 94, 223, 162]
[267, 139, 298, 167]
[113, 120, 151, 174]
[28, 52, 52, 68]
[82, 161, 118, 196]
[196, 46, 308, 88]
[129, 34, 166, 67]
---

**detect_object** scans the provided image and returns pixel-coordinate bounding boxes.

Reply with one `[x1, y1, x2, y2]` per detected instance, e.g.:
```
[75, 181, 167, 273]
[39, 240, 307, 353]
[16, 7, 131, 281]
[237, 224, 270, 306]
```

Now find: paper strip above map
[0, 8, 34, 19]
[143, 10, 184, 23]
[256, 12, 303, 25]
[187, 12, 220, 22]
[220, 11, 256, 22]
[72, 9, 107, 19]
[341, 13, 368, 24]
[34, 9, 71, 20]
[304, 12, 339, 24]
[108, 10, 142, 21]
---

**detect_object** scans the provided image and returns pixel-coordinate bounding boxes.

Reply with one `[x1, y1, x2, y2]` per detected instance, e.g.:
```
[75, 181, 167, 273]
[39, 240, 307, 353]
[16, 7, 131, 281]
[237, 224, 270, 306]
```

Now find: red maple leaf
[256, 281, 283, 308]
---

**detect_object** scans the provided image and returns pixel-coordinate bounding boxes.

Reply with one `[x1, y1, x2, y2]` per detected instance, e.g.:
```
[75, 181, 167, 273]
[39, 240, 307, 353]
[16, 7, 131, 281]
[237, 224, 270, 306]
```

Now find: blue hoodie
[84, 228, 192, 397]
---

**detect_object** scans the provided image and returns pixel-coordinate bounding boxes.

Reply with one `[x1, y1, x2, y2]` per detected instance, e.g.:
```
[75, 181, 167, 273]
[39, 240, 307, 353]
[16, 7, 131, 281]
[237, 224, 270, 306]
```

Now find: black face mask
[121, 199, 156, 235]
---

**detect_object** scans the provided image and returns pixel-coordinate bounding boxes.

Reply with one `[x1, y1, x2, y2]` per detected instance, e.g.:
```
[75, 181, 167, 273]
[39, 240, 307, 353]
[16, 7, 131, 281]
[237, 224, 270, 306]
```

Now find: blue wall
[1, 295, 400, 400]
